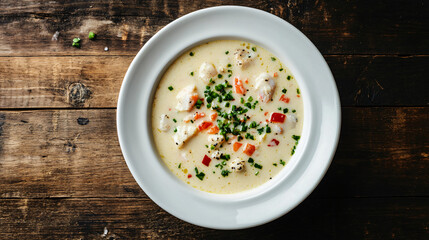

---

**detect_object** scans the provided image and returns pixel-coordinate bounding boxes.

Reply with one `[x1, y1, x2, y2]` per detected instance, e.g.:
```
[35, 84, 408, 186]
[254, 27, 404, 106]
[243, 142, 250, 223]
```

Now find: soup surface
[152, 40, 303, 194]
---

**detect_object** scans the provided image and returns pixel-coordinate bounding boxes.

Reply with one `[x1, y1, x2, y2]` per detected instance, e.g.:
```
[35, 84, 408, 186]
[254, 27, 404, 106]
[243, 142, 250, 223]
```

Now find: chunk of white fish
[286, 113, 298, 129]
[207, 134, 225, 149]
[230, 158, 245, 172]
[234, 49, 255, 68]
[159, 114, 170, 132]
[175, 84, 199, 111]
[255, 73, 276, 103]
[173, 125, 198, 148]
[199, 62, 217, 84]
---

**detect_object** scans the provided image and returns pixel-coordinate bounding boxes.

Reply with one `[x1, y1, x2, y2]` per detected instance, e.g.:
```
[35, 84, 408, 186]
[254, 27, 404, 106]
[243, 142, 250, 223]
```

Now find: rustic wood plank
[0, 0, 428, 56]
[0, 56, 132, 108]
[1, 55, 428, 108]
[0, 107, 427, 199]
[0, 197, 428, 239]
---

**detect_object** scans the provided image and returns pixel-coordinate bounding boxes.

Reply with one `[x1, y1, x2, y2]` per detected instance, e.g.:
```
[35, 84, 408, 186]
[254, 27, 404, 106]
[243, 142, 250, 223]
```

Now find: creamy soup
[151, 40, 303, 194]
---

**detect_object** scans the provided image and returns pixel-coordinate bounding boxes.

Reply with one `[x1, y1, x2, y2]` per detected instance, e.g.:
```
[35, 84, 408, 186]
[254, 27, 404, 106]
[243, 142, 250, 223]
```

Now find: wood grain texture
[0, 0, 428, 56]
[0, 197, 428, 239]
[1, 55, 428, 108]
[0, 107, 427, 199]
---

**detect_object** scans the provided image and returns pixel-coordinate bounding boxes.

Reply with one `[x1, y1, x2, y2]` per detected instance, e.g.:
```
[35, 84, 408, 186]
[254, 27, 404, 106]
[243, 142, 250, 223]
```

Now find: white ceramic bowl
[117, 6, 341, 229]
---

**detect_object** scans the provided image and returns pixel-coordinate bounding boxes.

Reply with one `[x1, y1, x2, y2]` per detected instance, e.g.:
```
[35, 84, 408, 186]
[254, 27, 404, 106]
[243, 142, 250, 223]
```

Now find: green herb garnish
[280, 159, 286, 166]
[251, 47, 257, 52]
[72, 38, 80, 48]
[282, 88, 287, 94]
[189, 52, 194, 56]
[88, 32, 96, 40]
[297, 88, 300, 94]
[168, 86, 173, 91]
[195, 99, 203, 109]
[190, 71, 194, 76]
[271, 57, 276, 61]
[178, 163, 181, 168]
[254, 163, 263, 169]
[195, 167, 205, 180]
[221, 170, 230, 177]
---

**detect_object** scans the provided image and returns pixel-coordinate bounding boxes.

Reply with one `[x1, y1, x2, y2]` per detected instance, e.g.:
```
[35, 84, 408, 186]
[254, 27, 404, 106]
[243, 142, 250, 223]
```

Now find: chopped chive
[189, 52, 194, 56]
[173, 119, 177, 123]
[190, 71, 194, 76]
[218, 74, 222, 78]
[228, 74, 232, 78]
[227, 63, 232, 67]
[273, 163, 277, 166]
[287, 75, 291, 80]
[225, 51, 229, 55]
[271, 57, 276, 61]
[168, 86, 173, 91]
[282, 88, 287, 94]
[292, 109, 296, 113]
[251, 47, 257, 52]
[278, 107, 282, 110]
[297, 88, 300, 94]
[240, 98, 244, 104]
[279, 68, 284, 71]
[178, 163, 181, 168]
[221, 170, 230, 177]
[196, 171, 205, 181]
[255, 171, 259, 176]
[254, 163, 263, 169]
[72, 38, 80, 48]
[247, 96, 253, 102]
[280, 159, 286, 166]
[292, 135, 301, 141]
[283, 108, 289, 114]
[88, 32, 96, 40]
[173, 128, 177, 132]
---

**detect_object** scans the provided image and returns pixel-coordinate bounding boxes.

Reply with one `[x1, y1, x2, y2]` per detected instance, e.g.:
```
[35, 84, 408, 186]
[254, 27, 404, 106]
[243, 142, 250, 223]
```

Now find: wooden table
[1, 1, 428, 239]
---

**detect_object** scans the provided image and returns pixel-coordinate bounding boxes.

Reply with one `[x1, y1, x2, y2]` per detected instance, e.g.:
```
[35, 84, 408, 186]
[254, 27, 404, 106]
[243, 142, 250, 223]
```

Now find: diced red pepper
[267, 139, 280, 147]
[233, 142, 243, 152]
[297, 95, 300, 98]
[202, 155, 211, 167]
[270, 113, 286, 123]
[273, 72, 278, 77]
[187, 174, 192, 178]
[198, 121, 213, 131]
[194, 112, 205, 120]
[207, 125, 219, 134]
[234, 77, 246, 95]
[279, 94, 290, 103]
[264, 112, 268, 116]
[210, 112, 217, 121]
[243, 143, 256, 156]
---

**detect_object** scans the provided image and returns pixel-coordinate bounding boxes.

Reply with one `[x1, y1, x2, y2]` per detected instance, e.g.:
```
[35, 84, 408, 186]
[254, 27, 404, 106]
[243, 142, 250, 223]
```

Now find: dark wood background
[1, 0, 428, 239]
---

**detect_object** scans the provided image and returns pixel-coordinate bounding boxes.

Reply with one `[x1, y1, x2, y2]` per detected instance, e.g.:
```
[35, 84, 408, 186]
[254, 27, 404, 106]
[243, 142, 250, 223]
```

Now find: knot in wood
[67, 83, 91, 106]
